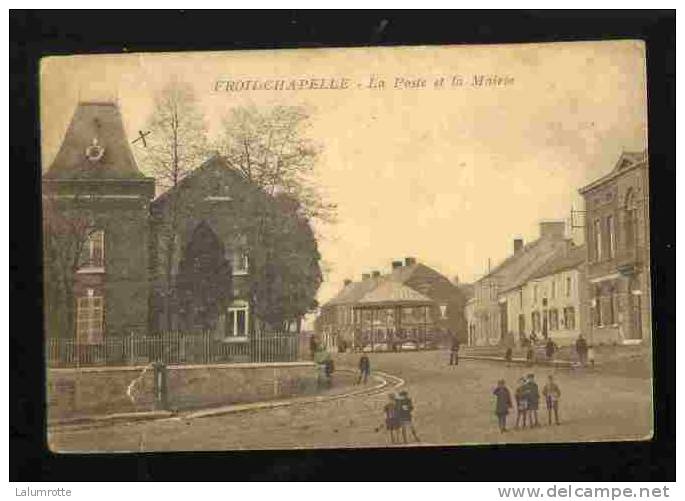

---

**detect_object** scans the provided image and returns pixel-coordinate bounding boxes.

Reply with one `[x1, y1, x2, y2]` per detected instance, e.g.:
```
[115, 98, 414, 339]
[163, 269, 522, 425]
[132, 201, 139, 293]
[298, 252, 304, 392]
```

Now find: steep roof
[357, 281, 432, 305]
[44, 102, 147, 180]
[529, 244, 585, 280]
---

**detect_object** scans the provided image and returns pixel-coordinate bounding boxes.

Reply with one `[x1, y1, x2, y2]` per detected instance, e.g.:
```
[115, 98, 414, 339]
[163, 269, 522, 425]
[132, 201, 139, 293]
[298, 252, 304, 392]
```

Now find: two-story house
[578, 151, 651, 344]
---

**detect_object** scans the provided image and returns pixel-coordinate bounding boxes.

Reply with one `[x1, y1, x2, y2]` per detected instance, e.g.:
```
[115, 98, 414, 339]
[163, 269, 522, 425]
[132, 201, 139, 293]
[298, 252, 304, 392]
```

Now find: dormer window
[78, 229, 105, 272]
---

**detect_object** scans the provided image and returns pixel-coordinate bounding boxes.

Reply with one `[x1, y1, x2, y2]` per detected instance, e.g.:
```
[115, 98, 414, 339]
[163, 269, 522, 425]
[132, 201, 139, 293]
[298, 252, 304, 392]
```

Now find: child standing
[383, 393, 398, 443]
[514, 378, 528, 428]
[542, 375, 562, 425]
[493, 379, 513, 433]
[395, 390, 421, 443]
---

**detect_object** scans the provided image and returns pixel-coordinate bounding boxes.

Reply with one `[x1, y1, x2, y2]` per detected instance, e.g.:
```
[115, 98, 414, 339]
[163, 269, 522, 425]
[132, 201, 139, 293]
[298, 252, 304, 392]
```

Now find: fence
[46, 331, 301, 368]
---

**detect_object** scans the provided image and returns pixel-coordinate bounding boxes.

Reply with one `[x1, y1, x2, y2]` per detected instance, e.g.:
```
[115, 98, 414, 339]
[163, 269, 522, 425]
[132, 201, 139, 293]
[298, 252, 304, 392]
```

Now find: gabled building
[466, 221, 571, 346]
[498, 243, 588, 347]
[579, 150, 651, 344]
[44, 102, 321, 359]
[317, 258, 467, 350]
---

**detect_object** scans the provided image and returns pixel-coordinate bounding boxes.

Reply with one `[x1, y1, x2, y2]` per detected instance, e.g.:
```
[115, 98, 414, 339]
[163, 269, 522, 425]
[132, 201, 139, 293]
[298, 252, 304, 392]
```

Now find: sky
[40, 41, 648, 312]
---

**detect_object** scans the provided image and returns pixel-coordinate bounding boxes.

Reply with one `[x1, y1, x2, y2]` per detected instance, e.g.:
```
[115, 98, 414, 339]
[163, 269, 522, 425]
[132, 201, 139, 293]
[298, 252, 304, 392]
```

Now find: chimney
[362, 273, 371, 281]
[539, 221, 566, 240]
[514, 238, 524, 254]
[344, 279, 352, 287]
[372, 270, 381, 278]
[405, 256, 417, 266]
[391, 260, 403, 269]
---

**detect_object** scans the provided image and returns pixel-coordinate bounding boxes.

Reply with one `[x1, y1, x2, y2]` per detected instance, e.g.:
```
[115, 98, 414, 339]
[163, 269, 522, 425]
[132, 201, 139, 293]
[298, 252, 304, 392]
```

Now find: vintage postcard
[41, 40, 652, 452]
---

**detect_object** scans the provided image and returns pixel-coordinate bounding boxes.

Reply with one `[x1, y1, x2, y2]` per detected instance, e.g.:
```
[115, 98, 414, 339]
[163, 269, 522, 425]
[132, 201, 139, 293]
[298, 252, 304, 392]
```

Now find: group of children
[493, 374, 561, 433]
[382, 390, 421, 444]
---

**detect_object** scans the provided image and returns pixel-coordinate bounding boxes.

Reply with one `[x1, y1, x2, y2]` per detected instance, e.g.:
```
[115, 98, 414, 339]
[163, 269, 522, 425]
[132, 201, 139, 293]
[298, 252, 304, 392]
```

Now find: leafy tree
[216, 105, 331, 334]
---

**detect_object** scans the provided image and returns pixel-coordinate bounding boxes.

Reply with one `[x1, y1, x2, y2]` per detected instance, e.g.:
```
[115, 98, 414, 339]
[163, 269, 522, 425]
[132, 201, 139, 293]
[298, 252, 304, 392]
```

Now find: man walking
[357, 354, 371, 384]
[395, 390, 421, 443]
[449, 336, 460, 366]
[493, 379, 513, 433]
[542, 375, 561, 425]
[523, 373, 540, 427]
[576, 334, 588, 366]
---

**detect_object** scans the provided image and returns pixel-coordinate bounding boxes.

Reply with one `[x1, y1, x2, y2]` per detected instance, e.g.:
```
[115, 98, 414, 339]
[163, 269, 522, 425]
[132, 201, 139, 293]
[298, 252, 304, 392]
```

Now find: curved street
[48, 351, 652, 452]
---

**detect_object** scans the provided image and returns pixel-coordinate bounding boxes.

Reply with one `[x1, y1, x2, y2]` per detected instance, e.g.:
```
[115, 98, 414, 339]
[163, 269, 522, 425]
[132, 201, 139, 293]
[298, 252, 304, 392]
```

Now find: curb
[180, 369, 404, 420]
[460, 355, 578, 367]
[49, 410, 174, 428]
[49, 368, 404, 430]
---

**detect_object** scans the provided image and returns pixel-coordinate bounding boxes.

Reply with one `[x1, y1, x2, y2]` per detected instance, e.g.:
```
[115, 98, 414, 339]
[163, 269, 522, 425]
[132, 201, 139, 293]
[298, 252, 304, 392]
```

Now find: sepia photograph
[39, 40, 654, 453]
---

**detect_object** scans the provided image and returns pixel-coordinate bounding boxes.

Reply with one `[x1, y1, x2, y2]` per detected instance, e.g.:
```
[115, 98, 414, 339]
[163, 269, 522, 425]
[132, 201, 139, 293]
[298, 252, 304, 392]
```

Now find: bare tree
[216, 105, 335, 222]
[43, 196, 96, 340]
[136, 79, 210, 330]
[138, 79, 209, 191]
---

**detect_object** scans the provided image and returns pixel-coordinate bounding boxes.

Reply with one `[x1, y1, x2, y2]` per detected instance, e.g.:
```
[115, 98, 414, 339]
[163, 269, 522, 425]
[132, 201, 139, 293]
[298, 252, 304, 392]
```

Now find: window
[607, 287, 617, 325]
[232, 249, 249, 275]
[593, 219, 602, 261]
[531, 311, 541, 333]
[226, 302, 249, 338]
[550, 309, 559, 331]
[518, 314, 525, 335]
[533, 285, 538, 304]
[563, 307, 576, 330]
[76, 293, 103, 344]
[594, 286, 603, 326]
[566, 276, 572, 297]
[607, 215, 616, 258]
[624, 189, 636, 249]
[79, 229, 104, 269]
[519, 289, 523, 309]
[551, 280, 556, 299]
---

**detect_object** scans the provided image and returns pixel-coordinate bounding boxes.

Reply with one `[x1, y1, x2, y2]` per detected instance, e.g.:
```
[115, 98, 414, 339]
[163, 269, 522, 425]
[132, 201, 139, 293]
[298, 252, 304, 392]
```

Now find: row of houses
[466, 151, 651, 347]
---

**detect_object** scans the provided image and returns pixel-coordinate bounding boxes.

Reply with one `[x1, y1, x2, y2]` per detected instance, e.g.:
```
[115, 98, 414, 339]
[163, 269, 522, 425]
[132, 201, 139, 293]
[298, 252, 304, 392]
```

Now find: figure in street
[523, 373, 540, 427]
[357, 354, 371, 384]
[587, 344, 596, 368]
[309, 335, 318, 360]
[395, 390, 421, 443]
[383, 393, 399, 443]
[493, 379, 513, 433]
[526, 343, 535, 366]
[515, 377, 528, 429]
[545, 338, 557, 362]
[449, 336, 460, 366]
[542, 375, 561, 425]
[576, 334, 588, 366]
[324, 357, 335, 387]
[504, 346, 513, 366]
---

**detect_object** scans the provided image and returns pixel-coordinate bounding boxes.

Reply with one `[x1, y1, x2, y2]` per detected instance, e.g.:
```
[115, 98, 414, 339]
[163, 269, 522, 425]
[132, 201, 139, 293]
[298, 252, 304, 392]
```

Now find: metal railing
[46, 331, 301, 368]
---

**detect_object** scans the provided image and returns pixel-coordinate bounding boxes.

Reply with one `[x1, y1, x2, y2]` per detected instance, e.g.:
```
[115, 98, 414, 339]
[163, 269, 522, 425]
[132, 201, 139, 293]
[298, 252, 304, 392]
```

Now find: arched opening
[175, 221, 233, 332]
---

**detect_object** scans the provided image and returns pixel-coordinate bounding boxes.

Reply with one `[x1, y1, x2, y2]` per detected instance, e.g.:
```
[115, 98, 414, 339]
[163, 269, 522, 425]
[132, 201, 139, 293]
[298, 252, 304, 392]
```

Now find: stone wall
[47, 361, 318, 421]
